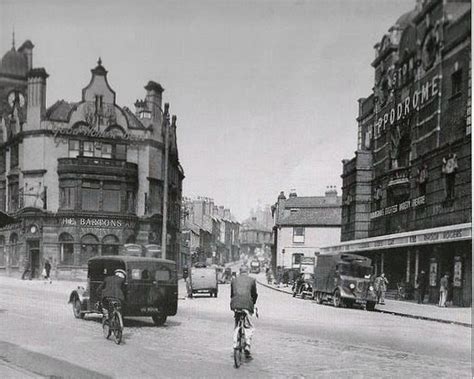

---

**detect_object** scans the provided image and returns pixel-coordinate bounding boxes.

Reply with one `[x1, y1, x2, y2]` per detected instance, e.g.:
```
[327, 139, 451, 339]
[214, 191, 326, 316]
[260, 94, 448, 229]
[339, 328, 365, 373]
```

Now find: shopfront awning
[0, 211, 16, 228]
[321, 223, 472, 254]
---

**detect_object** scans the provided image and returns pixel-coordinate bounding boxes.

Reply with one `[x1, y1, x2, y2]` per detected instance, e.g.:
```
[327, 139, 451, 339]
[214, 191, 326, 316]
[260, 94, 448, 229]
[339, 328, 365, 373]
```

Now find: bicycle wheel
[233, 327, 243, 368]
[102, 317, 111, 339]
[112, 311, 123, 345]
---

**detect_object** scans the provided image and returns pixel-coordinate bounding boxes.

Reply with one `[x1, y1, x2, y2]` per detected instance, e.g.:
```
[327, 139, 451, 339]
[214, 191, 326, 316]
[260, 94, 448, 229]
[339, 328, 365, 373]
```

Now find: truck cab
[313, 253, 377, 310]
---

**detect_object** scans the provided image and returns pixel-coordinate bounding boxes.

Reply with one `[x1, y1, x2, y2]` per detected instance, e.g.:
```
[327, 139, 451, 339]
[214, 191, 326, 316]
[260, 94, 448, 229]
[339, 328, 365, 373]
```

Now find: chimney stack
[26, 68, 48, 130]
[288, 189, 297, 198]
[144, 81, 164, 123]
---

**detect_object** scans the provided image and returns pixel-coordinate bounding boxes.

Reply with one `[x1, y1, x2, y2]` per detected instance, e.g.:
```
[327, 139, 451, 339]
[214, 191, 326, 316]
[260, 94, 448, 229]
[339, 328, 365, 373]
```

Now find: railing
[58, 157, 138, 177]
[387, 167, 410, 188]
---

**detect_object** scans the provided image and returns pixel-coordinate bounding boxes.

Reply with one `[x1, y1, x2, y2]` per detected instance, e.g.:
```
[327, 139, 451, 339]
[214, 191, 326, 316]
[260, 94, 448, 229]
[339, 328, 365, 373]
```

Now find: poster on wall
[429, 262, 437, 287]
[453, 258, 462, 287]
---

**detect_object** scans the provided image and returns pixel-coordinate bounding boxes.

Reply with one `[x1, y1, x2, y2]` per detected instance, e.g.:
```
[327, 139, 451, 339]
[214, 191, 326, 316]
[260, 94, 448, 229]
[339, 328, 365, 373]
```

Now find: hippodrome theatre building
[324, 0, 471, 306]
[0, 40, 184, 279]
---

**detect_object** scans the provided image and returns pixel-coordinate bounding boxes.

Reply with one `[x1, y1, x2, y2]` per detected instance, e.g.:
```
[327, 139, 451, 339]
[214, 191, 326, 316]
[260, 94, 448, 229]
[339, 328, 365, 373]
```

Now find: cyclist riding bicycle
[97, 269, 127, 320]
[230, 265, 258, 359]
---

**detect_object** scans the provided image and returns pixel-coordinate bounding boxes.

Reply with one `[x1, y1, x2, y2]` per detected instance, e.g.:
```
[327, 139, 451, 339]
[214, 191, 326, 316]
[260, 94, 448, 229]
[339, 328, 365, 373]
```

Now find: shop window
[8, 180, 18, 212]
[293, 227, 305, 243]
[10, 143, 18, 169]
[9, 233, 18, 267]
[80, 234, 99, 265]
[451, 69, 462, 97]
[102, 235, 120, 256]
[59, 233, 74, 265]
[68, 140, 80, 158]
[0, 236, 4, 266]
[102, 183, 121, 212]
[60, 183, 76, 210]
[101, 143, 112, 159]
[81, 181, 100, 210]
[115, 144, 127, 160]
[292, 253, 304, 265]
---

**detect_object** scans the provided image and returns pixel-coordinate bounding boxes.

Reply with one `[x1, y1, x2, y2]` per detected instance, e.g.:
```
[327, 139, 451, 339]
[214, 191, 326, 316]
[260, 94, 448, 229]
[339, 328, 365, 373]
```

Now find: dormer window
[139, 110, 151, 119]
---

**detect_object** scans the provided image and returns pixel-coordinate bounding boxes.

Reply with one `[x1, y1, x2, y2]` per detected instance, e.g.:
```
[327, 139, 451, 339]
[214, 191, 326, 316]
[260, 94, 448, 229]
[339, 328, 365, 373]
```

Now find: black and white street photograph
[0, 0, 471, 377]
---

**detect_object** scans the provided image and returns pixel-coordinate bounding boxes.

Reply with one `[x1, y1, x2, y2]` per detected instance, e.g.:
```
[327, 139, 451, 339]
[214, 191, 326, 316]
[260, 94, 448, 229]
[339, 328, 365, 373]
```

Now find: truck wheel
[366, 301, 376, 311]
[152, 314, 167, 326]
[214, 291, 218, 298]
[333, 289, 342, 308]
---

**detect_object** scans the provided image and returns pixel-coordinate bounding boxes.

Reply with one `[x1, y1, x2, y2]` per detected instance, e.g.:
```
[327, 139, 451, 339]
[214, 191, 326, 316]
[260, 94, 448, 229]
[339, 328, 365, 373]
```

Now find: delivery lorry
[313, 253, 377, 310]
[187, 266, 218, 298]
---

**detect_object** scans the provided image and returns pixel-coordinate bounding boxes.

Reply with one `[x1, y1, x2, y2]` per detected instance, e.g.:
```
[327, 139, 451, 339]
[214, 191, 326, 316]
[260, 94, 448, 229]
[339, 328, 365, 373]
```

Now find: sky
[1, 0, 414, 221]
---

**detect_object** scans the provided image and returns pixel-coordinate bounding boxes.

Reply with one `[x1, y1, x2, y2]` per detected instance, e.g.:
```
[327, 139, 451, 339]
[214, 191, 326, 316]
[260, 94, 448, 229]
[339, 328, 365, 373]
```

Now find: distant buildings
[0, 39, 184, 279]
[240, 216, 272, 258]
[181, 197, 240, 266]
[272, 188, 342, 271]
[328, 0, 471, 306]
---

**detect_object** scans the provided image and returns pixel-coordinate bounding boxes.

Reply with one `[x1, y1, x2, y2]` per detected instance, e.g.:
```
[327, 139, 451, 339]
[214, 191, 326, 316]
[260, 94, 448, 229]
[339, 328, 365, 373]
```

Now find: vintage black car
[68, 256, 178, 326]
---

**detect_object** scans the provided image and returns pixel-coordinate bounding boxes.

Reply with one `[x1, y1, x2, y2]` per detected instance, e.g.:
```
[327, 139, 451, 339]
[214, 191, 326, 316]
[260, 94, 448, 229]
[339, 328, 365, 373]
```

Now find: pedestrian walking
[43, 259, 52, 283]
[439, 273, 449, 307]
[21, 261, 31, 280]
[416, 270, 428, 304]
[374, 273, 388, 305]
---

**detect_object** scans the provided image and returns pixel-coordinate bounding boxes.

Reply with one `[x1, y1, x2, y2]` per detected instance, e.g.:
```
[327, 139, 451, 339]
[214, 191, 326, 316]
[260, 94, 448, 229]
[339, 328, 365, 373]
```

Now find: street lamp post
[161, 103, 170, 260]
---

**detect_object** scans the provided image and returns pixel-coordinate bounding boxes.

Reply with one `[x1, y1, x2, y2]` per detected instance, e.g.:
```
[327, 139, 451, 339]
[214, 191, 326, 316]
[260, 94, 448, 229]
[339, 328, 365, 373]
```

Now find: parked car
[187, 266, 218, 297]
[313, 253, 377, 310]
[68, 256, 178, 326]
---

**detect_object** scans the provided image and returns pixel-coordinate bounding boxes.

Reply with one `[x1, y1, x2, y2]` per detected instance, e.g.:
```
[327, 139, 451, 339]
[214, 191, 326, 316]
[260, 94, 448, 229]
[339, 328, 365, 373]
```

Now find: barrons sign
[370, 195, 426, 220]
[61, 217, 136, 229]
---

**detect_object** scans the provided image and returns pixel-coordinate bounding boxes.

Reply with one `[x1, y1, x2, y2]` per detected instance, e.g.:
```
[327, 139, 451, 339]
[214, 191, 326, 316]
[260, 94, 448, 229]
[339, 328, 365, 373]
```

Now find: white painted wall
[276, 226, 340, 268]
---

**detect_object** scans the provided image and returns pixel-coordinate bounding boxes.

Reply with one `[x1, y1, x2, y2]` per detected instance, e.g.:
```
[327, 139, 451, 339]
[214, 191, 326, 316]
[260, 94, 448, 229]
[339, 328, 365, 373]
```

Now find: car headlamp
[349, 283, 356, 290]
[369, 285, 374, 291]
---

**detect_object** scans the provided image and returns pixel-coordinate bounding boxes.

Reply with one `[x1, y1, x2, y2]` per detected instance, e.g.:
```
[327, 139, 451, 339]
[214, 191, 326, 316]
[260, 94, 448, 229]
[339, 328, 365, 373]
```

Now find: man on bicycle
[230, 265, 258, 358]
[97, 269, 127, 320]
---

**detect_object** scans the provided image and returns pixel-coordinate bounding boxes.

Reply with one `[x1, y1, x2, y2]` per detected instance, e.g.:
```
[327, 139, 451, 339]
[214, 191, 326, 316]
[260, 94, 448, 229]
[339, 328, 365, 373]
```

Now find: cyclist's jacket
[97, 275, 126, 301]
[230, 275, 258, 314]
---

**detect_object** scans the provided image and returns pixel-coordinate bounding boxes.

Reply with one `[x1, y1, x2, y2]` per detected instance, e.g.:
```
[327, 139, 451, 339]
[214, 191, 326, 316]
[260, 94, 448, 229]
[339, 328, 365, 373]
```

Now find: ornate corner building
[326, 0, 471, 306]
[0, 40, 184, 279]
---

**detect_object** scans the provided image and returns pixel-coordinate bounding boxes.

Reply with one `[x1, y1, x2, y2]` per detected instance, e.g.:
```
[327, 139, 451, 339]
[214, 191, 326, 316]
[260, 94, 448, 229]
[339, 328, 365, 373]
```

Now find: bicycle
[233, 308, 258, 369]
[102, 299, 124, 345]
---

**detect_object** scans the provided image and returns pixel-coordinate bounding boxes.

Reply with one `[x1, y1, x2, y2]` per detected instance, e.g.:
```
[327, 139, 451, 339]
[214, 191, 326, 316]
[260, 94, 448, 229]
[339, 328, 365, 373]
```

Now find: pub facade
[333, 0, 471, 305]
[0, 42, 184, 279]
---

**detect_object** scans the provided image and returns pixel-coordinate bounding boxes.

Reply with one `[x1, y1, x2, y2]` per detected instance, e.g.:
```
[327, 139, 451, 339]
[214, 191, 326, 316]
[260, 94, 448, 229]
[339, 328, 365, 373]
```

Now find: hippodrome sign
[369, 195, 426, 220]
[372, 75, 441, 140]
[51, 124, 146, 145]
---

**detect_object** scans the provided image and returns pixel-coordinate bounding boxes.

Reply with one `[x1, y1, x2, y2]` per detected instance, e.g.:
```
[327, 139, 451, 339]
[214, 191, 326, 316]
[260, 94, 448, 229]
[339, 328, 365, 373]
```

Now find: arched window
[80, 234, 99, 265]
[0, 236, 5, 267]
[9, 233, 18, 267]
[102, 234, 120, 256]
[59, 233, 74, 265]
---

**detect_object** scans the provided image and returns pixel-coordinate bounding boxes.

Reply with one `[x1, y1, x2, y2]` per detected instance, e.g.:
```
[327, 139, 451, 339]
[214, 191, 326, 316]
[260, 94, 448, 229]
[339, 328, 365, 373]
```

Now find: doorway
[28, 240, 40, 279]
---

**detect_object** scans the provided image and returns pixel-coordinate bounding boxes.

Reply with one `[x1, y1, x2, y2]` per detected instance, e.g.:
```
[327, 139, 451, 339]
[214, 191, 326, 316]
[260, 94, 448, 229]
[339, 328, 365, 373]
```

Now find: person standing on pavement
[43, 259, 52, 283]
[230, 266, 258, 359]
[375, 273, 388, 305]
[439, 273, 449, 307]
[416, 270, 428, 304]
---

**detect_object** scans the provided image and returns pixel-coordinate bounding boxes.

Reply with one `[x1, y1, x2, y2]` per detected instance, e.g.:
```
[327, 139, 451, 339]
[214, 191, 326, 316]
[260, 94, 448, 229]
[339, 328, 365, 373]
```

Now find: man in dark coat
[230, 266, 258, 358]
[97, 269, 127, 318]
[417, 270, 428, 304]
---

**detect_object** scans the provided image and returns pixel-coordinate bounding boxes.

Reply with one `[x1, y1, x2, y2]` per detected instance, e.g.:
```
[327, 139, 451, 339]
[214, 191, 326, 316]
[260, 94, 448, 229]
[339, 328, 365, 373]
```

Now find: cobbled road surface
[0, 276, 470, 378]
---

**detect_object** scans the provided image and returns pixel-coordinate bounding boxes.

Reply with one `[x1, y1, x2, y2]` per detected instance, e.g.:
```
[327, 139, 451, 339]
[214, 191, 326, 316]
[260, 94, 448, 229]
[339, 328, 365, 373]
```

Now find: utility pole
[161, 103, 170, 260]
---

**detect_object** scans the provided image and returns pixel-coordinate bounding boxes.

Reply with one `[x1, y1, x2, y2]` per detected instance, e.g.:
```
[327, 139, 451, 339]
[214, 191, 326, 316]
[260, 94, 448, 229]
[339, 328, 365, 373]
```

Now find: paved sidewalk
[254, 273, 471, 327]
